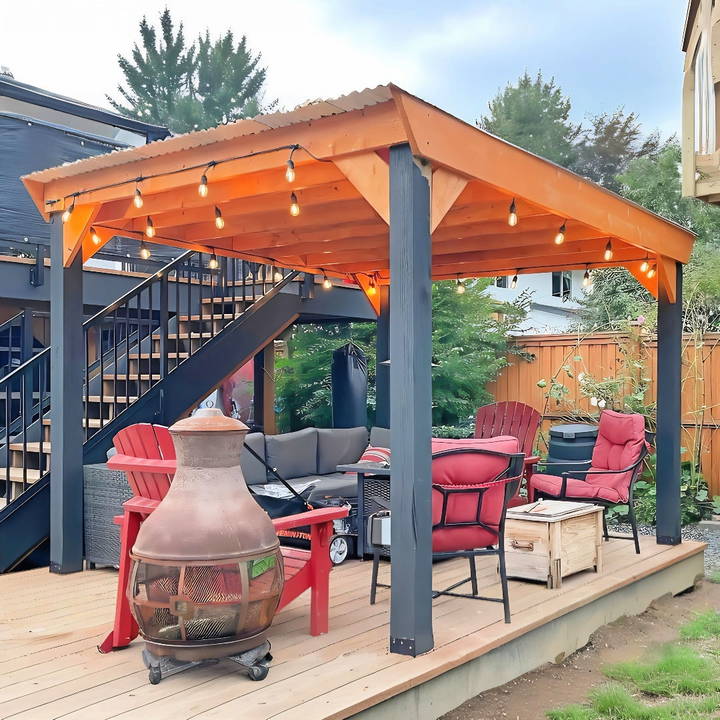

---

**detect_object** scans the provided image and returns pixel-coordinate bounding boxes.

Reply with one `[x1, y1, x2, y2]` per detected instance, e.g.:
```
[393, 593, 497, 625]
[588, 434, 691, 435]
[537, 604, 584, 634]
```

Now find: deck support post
[375, 284, 390, 429]
[253, 343, 276, 434]
[388, 143, 434, 656]
[656, 260, 683, 545]
[49, 214, 85, 573]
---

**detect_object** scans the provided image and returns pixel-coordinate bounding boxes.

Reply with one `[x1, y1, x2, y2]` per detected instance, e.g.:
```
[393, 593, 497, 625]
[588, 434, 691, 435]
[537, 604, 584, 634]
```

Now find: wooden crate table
[504, 500, 604, 588]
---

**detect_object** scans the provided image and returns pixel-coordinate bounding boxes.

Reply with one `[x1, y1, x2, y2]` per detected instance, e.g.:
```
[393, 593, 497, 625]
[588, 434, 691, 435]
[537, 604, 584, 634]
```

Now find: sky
[0, 0, 687, 138]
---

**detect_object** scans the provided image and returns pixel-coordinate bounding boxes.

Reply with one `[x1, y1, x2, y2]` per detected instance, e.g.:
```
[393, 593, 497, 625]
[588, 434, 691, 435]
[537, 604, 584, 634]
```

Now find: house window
[552, 271, 572, 300]
[494, 276, 508, 288]
[694, 34, 716, 154]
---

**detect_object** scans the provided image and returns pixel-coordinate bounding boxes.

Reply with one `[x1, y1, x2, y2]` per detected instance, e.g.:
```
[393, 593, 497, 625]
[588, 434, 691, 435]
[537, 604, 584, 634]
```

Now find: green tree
[478, 71, 581, 167]
[108, 9, 269, 133]
[573, 109, 667, 191]
[275, 281, 528, 433]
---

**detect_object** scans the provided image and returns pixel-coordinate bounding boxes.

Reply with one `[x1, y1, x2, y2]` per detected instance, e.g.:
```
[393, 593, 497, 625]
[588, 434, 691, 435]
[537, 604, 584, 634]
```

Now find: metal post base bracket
[141, 640, 272, 684]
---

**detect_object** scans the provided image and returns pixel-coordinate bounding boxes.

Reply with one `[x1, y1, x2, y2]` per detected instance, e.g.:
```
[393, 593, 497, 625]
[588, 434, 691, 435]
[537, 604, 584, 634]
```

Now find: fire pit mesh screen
[130, 553, 283, 646]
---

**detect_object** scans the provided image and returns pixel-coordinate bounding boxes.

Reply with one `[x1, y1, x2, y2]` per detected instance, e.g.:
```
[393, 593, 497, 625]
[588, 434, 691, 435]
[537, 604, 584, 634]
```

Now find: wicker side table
[83, 463, 132, 567]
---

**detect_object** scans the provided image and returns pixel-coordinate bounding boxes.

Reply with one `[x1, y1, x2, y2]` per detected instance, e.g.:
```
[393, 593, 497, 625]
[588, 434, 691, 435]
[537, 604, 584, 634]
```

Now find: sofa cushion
[316, 427, 368, 474]
[306, 472, 359, 502]
[241, 432, 268, 486]
[370, 426, 390, 448]
[265, 427, 318, 479]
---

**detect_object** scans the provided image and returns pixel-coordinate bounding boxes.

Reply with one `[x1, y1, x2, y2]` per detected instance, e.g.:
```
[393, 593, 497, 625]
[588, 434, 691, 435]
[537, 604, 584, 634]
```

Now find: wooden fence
[488, 331, 720, 495]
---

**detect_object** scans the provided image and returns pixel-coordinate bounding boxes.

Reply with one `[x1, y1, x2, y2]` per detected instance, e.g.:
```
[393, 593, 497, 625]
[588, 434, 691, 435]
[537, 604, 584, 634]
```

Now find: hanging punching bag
[331, 342, 368, 428]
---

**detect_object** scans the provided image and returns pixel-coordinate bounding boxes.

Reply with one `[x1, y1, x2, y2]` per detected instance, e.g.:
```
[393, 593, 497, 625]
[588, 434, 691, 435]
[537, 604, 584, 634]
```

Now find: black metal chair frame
[531, 444, 649, 555]
[369, 447, 525, 624]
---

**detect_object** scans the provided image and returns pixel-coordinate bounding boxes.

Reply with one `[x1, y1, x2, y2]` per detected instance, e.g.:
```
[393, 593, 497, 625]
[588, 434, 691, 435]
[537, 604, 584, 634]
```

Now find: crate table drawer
[503, 503, 604, 588]
[504, 519, 550, 583]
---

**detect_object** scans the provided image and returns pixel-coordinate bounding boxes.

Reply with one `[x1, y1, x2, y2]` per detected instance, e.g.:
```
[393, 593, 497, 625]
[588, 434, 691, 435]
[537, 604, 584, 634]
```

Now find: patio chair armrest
[108, 454, 176, 475]
[535, 459, 591, 469]
[579, 458, 645, 477]
[524, 455, 540, 465]
[272, 506, 349, 532]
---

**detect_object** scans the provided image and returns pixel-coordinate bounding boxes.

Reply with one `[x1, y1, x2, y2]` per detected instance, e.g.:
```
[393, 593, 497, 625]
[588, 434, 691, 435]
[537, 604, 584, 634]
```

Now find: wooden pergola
[23, 84, 695, 656]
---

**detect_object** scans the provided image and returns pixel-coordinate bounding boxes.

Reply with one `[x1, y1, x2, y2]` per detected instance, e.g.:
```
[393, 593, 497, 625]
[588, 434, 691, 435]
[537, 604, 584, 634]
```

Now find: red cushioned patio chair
[529, 410, 649, 554]
[474, 401, 541, 505]
[369, 436, 524, 624]
[98, 423, 348, 654]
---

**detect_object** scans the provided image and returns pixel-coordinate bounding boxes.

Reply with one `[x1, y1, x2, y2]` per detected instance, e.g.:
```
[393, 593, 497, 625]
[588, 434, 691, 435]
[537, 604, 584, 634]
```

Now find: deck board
[0, 536, 704, 720]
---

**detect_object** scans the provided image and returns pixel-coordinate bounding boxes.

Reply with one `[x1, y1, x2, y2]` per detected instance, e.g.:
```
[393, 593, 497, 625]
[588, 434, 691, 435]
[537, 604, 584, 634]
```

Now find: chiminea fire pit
[128, 408, 284, 683]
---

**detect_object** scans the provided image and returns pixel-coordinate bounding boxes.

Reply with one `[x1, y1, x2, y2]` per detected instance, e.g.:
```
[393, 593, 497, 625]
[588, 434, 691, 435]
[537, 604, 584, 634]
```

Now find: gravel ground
[613, 521, 720, 570]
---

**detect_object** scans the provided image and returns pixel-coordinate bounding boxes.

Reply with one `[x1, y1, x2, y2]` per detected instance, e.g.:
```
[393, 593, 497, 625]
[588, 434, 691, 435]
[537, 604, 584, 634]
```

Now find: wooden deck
[0, 537, 705, 720]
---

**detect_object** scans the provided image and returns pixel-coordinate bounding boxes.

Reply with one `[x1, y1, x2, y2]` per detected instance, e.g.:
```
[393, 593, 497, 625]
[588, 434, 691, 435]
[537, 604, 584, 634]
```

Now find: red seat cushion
[530, 473, 625, 503]
[430, 436, 520, 553]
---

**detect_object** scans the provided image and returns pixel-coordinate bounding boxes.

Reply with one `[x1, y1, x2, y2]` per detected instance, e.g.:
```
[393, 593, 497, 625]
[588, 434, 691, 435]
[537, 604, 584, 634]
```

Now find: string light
[507, 199, 518, 227]
[273, 269, 284, 283]
[367, 276, 378, 296]
[511, 273, 518, 289]
[198, 173, 209, 198]
[604, 240, 613, 261]
[647, 264, 656, 279]
[583, 267, 592, 287]
[139, 241, 151, 260]
[90, 227, 101, 245]
[554, 222, 566, 245]
[208, 253, 219, 270]
[133, 185, 144, 209]
[289, 192, 300, 216]
[145, 216, 155, 238]
[285, 146, 297, 183]
[455, 275, 466, 294]
[61, 197, 75, 223]
[640, 257, 649, 273]
[214, 206, 225, 230]
[322, 272, 332, 290]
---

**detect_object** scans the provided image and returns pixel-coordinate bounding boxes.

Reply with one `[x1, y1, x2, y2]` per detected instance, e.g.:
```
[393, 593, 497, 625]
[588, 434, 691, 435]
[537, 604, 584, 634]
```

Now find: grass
[704, 569, 720, 584]
[679, 610, 720, 640]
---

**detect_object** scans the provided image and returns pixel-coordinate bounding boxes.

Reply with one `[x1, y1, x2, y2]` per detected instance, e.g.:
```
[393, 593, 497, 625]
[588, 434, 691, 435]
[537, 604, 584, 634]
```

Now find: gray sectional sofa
[242, 426, 390, 503]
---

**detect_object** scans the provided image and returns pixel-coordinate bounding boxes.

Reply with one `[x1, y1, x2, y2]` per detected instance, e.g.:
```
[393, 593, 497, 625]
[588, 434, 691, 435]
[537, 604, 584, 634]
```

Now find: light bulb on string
[285, 145, 297, 183]
[214, 206, 225, 230]
[198, 173, 209, 198]
[139, 241, 151, 260]
[61, 197, 75, 223]
[554, 222, 566, 245]
[133, 185, 144, 209]
[367, 276, 378, 296]
[273, 269, 284, 283]
[289, 192, 300, 216]
[208, 253, 219, 270]
[604, 240, 613, 262]
[322, 273, 332, 290]
[647, 264, 656, 279]
[583, 267, 592, 287]
[510, 273, 518, 290]
[455, 275, 466, 294]
[145, 216, 155, 238]
[640, 258, 649, 273]
[90, 227, 101, 245]
[508, 199, 518, 227]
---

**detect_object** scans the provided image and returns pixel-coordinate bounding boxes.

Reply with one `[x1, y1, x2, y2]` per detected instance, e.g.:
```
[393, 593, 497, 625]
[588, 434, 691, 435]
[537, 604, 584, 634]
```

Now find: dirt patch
[440, 580, 720, 720]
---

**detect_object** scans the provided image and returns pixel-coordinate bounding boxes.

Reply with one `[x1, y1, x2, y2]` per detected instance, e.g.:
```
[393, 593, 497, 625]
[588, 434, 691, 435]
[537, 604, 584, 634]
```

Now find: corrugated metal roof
[23, 85, 395, 184]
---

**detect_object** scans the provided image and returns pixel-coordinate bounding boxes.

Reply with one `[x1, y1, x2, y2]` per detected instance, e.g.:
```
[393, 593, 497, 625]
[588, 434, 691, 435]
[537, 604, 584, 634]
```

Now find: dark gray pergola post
[656, 261, 683, 545]
[49, 215, 85, 573]
[388, 143, 434, 656]
[375, 284, 390, 429]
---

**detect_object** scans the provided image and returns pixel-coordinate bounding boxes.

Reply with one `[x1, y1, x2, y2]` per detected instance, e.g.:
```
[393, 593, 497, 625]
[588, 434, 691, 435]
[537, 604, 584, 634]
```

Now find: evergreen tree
[108, 9, 270, 133]
[573, 109, 667, 191]
[478, 71, 581, 168]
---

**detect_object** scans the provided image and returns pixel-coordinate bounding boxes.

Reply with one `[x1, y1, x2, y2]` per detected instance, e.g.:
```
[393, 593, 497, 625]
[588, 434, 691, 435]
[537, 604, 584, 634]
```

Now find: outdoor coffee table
[337, 463, 391, 558]
[504, 500, 604, 589]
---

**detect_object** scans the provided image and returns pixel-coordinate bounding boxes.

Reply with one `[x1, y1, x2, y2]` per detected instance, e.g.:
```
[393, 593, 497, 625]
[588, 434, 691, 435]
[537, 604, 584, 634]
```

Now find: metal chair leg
[498, 549, 511, 623]
[469, 555, 478, 595]
[602, 509, 609, 541]
[370, 549, 380, 605]
[627, 501, 641, 554]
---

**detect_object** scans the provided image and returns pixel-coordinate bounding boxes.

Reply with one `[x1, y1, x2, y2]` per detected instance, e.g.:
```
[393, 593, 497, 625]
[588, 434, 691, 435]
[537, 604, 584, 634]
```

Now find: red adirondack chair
[98, 423, 348, 654]
[474, 401, 542, 504]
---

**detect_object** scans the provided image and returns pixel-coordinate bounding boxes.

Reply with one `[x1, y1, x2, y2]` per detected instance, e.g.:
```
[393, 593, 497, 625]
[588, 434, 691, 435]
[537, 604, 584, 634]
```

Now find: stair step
[167, 332, 213, 340]
[178, 314, 239, 322]
[42, 418, 102, 428]
[9, 442, 51, 454]
[128, 352, 190, 360]
[87, 395, 139, 404]
[103, 374, 161, 381]
[201, 296, 251, 304]
[2, 467, 42, 482]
